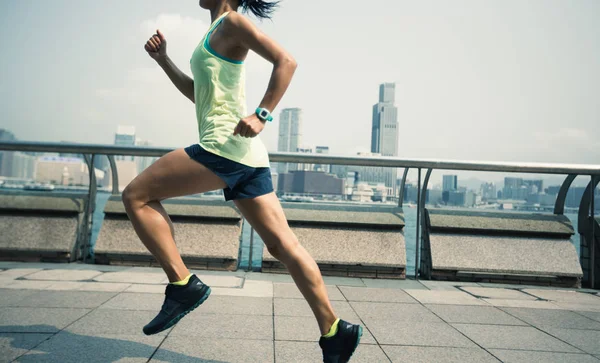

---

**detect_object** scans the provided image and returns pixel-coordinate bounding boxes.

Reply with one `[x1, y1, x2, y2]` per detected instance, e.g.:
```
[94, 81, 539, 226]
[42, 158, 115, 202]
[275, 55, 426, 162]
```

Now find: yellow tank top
[190, 11, 270, 168]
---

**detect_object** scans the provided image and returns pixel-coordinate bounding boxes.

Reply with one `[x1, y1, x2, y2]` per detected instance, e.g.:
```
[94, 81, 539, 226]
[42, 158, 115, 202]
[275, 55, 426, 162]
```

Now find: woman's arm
[227, 13, 298, 138]
[145, 30, 195, 104]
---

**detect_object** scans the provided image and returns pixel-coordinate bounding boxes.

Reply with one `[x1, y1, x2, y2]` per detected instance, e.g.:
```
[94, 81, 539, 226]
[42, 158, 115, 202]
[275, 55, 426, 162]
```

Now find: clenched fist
[144, 29, 167, 60]
[234, 114, 266, 138]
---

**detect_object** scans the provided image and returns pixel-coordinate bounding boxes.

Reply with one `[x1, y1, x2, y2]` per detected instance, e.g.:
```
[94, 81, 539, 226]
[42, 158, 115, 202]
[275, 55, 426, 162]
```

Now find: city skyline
[1, 1, 599, 167]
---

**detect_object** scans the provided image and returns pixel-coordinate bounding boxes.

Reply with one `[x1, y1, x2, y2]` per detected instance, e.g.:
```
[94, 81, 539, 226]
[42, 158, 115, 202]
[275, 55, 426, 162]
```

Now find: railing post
[108, 155, 120, 195]
[591, 175, 596, 288]
[398, 168, 409, 208]
[415, 168, 421, 279]
[248, 225, 254, 272]
[554, 174, 577, 215]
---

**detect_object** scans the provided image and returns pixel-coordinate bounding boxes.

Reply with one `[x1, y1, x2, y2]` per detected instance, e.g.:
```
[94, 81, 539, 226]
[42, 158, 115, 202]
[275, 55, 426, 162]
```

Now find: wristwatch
[255, 107, 274, 122]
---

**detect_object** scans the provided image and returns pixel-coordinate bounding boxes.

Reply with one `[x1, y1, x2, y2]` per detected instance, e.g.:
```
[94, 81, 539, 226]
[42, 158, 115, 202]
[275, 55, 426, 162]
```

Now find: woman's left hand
[233, 114, 266, 138]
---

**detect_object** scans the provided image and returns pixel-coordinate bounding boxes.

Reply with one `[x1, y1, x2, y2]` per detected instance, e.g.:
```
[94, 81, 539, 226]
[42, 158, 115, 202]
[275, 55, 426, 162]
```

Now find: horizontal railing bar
[2, 141, 600, 175]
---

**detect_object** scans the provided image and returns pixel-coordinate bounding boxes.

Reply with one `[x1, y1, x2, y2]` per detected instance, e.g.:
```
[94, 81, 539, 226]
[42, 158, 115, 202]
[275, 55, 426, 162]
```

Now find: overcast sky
[1, 0, 598, 185]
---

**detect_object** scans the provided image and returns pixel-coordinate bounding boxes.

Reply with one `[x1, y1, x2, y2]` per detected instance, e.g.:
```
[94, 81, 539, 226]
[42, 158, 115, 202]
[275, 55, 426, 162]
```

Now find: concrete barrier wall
[94, 196, 242, 270]
[0, 191, 86, 262]
[262, 204, 406, 279]
[422, 209, 583, 287]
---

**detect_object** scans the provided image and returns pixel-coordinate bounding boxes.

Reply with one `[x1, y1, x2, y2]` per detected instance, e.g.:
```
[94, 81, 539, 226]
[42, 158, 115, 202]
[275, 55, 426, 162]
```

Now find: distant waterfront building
[115, 125, 136, 162]
[35, 156, 90, 185]
[427, 189, 444, 205]
[443, 175, 458, 192]
[314, 146, 330, 173]
[277, 170, 343, 196]
[481, 182, 497, 201]
[371, 83, 399, 195]
[296, 146, 313, 172]
[135, 139, 158, 174]
[277, 108, 302, 173]
[0, 129, 17, 177]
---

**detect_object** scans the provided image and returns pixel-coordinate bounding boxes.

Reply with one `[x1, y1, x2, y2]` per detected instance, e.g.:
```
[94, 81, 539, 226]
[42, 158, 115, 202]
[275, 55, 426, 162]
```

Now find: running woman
[124, 0, 362, 361]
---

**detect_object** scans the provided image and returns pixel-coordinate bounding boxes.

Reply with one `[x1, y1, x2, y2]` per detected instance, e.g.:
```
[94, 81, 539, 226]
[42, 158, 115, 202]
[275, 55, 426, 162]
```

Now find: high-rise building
[115, 125, 136, 162]
[443, 175, 458, 192]
[371, 83, 399, 157]
[314, 146, 330, 173]
[296, 147, 313, 171]
[277, 108, 302, 173]
[481, 182, 497, 201]
[370, 83, 399, 195]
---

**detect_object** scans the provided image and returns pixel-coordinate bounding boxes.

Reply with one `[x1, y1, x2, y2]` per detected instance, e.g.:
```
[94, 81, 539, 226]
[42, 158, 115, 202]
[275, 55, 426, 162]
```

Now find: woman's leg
[122, 148, 227, 282]
[234, 192, 337, 335]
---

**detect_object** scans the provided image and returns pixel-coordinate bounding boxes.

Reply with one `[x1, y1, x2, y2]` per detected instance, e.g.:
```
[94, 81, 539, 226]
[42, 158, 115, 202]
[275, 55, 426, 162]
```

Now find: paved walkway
[0, 262, 599, 362]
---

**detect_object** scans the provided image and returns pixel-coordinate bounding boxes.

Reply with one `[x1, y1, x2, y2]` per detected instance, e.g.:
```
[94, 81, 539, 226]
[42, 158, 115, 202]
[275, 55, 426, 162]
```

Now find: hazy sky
[1, 0, 599, 185]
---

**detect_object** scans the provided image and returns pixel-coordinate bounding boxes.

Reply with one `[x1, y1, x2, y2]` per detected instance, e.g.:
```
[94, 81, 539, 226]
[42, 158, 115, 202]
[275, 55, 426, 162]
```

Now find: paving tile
[405, 290, 487, 305]
[0, 269, 41, 279]
[17, 332, 163, 363]
[65, 309, 168, 336]
[361, 278, 427, 290]
[552, 302, 600, 312]
[192, 295, 272, 316]
[274, 316, 375, 344]
[541, 328, 600, 354]
[365, 319, 476, 347]
[212, 280, 273, 298]
[425, 304, 527, 325]
[383, 346, 499, 363]
[275, 298, 359, 321]
[351, 302, 443, 323]
[322, 276, 365, 287]
[124, 284, 165, 294]
[576, 311, 600, 323]
[501, 307, 600, 330]
[160, 275, 243, 288]
[0, 307, 89, 333]
[274, 283, 344, 300]
[489, 349, 599, 363]
[523, 289, 600, 304]
[44, 281, 131, 292]
[100, 293, 164, 311]
[452, 324, 581, 353]
[482, 298, 563, 309]
[24, 269, 103, 281]
[245, 272, 294, 283]
[17, 291, 117, 309]
[0, 289, 37, 307]
[275, 341, 387, 363]
[153, 337, 273, 363]
[339, 286, 418, 303]
[170, 314, 272, 340]
[419, 280, 481, 291]
[461, 286, 536, 300]
[0, 280, 55, 290]
[0, 333, 51, 363]
[93, 272, 165, 284]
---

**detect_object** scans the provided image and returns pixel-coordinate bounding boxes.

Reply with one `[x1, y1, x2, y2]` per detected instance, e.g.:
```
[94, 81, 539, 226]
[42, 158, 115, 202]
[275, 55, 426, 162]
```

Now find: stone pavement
[0, 262, 599, 363]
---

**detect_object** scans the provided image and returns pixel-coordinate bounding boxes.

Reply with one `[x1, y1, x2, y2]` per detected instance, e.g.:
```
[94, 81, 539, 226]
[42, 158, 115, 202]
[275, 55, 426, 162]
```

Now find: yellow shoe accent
[322, 318, 340, 338]
[170, 274, 192, 286]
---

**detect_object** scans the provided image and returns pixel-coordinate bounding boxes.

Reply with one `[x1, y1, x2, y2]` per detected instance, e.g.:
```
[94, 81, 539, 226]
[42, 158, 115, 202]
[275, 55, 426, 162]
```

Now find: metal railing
[1, 141, 599, 283]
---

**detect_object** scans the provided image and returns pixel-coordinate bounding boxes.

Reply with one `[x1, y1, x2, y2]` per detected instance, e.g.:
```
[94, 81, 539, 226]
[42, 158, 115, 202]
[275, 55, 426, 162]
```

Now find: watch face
[260, 110, 268, 118]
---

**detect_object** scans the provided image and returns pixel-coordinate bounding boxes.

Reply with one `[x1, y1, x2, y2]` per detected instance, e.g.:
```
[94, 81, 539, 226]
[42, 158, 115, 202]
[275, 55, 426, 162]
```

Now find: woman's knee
[122, 182, 147, 210]
[265, 234, 299, 262]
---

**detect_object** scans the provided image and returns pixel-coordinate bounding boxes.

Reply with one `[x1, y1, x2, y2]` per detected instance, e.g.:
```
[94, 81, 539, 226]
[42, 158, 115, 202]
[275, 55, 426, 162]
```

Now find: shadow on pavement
[1, 325, 229, 363]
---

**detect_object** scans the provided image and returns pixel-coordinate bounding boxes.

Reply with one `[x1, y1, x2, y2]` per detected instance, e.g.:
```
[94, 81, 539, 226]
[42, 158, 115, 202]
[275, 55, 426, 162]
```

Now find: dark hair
[239, 0, 280, 19]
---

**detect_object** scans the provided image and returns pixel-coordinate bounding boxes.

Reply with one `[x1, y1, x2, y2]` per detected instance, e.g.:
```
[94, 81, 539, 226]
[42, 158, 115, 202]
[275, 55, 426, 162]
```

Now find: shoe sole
[340, 325, 363, 363]
[146, 286, 212, 335]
